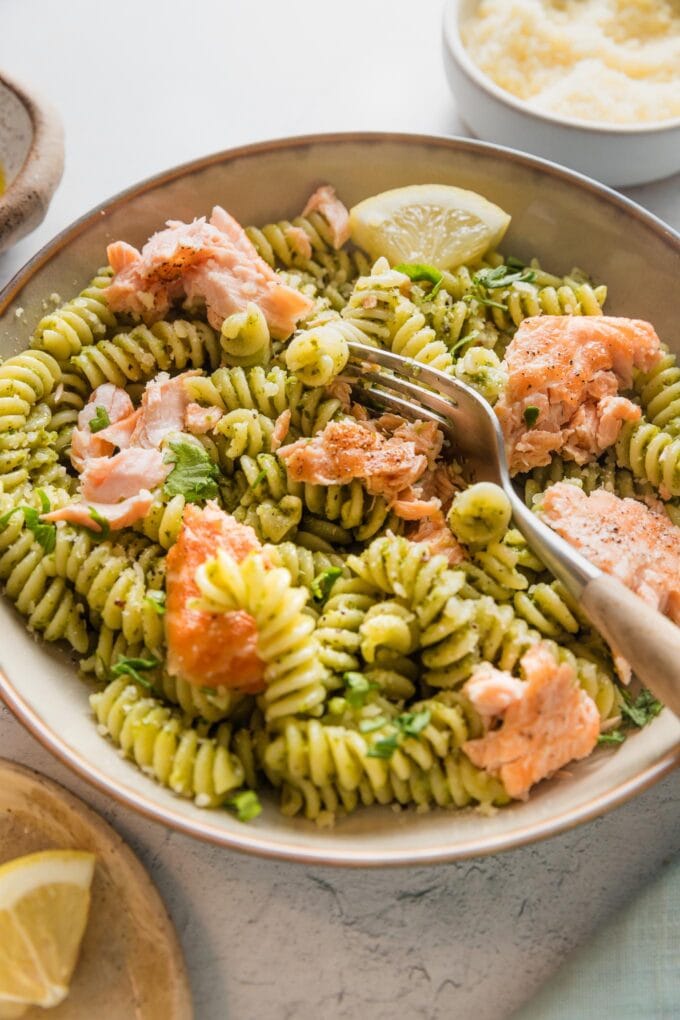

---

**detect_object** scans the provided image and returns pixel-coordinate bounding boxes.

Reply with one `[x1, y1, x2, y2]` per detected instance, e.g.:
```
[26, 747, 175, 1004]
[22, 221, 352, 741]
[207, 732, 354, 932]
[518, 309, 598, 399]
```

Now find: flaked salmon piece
[105, 207, 314, 338]
[277, 419, 429, 502]
[325, 377, 352, 413]
[94, 408, 141, 450]
[43, 491, 154, 532]
[284, 225, 312, 260]
[70, 384, 134, 471]
[185, 402, 222, 435]
[105, 218, 223, 320]
[130, 370, 199, 448]
[463, 643, 600, 799]
[166, 503, 264, 692]
[270, 409, 292, 452]
[464, 664, 526, 717]
[541, 482, 680, 625]
[495, 316, 662, 473]
[367, 415, 444, 467]
[408, 509, 466, 565]
[80, 448, 170, 504]
[392, 494, 441, 520]
[186, 206, 313, 338]
[302, 185, 350, 249]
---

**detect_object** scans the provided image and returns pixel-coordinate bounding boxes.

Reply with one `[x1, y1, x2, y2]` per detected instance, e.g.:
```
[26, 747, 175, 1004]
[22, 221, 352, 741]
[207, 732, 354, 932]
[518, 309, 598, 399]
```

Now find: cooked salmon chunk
[302, 185, 350, 249]
[495, 316, 662, 473]
[80, 448, 170, 504]
[541, 482, 680, 624]
[277, 419, 431, 502]
[463, 644, 600, 799]
[129, 370, 198, 448]
[70, 384, 134, 471]
[165, 503, 265, 692]
[43, 492, 155, 531]
[105, 206, 314, 338]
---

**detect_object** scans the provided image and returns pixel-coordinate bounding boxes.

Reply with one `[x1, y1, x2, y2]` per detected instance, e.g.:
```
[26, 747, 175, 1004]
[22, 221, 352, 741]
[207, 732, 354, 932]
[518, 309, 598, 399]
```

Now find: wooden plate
[0, 759, 193, 1020]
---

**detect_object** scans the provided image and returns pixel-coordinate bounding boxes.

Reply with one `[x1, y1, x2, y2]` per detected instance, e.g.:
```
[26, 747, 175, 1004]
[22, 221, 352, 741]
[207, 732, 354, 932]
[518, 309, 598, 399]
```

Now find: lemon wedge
[349, 184, 511, 270]
[0, 850, 95, 1016]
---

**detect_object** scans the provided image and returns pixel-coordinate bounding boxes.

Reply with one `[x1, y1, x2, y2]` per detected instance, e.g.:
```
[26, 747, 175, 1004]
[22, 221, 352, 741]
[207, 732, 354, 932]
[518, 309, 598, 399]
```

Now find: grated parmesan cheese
[462, 0, 680, 125]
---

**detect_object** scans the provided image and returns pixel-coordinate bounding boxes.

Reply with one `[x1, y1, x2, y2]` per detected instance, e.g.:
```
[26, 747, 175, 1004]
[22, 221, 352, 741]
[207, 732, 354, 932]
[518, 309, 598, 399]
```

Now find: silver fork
[346, 340, 680, 717]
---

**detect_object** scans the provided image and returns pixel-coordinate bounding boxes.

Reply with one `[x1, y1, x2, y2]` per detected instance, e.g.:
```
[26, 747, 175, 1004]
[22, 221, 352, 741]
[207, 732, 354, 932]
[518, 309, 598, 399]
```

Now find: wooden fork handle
[581, 574, 680, 717]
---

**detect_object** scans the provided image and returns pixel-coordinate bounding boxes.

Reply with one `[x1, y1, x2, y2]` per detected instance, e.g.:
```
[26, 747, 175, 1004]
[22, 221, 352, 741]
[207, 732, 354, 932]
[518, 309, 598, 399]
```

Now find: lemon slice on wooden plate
[0, 849, 95, 1018]
[349, 184, 511, 269]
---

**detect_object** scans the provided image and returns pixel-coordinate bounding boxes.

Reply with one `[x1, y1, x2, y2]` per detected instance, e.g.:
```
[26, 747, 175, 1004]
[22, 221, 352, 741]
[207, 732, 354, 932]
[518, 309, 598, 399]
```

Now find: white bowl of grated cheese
[442, 0, 680, 187]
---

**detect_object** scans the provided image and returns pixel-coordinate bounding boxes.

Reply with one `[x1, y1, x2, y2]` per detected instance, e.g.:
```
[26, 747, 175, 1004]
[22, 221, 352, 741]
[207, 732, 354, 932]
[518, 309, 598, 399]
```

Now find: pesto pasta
[1, 182, 669, 828]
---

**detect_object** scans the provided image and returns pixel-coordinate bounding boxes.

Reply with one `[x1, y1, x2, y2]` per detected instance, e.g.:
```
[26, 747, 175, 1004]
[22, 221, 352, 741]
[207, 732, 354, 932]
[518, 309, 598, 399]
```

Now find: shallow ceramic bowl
[442, 0, 680, 187]
[0, 133, 678, 866]
[0, 70, 64, 254]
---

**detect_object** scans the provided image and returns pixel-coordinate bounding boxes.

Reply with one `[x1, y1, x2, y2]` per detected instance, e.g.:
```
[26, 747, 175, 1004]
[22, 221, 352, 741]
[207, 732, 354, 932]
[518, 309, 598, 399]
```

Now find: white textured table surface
[1, 3, 679, 1019]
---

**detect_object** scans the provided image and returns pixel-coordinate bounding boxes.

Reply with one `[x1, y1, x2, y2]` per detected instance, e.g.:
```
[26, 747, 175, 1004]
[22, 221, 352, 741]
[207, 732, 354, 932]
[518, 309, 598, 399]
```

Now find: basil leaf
[523, 405, 540, 428]
[358, 716, 388, 734]
[36, 489, 51, 514]
[343, 671, 377, 708]
[0, 505, 56, 553]
[89, 406, 111, 433]
[82, 506, 111, 542]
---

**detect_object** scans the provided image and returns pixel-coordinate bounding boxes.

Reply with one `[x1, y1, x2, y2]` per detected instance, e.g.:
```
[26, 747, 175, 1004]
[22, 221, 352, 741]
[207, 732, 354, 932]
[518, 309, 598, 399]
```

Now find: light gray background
[1, 3, 678, 1018]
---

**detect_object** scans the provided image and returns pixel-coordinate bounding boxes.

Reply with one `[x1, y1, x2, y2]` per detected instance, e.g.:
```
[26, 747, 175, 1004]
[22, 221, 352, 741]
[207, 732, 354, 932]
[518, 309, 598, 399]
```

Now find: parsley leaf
[82, 506, 111, 542]
[36, 489, 51, 514]
[89, 406, 111, 433]
[310, 567, 343, 604]
[367, 732, 400, 759]
[394, 263, 444, 296]
[598, 730, 626, 745]
[250, 468, 267, 490]
[465, 263, 536, 310]
[111, 655, 160, 688]
[0, 504, 56, 553]
[620, 688, 663, 728]
[397, 708, 431, 737]
[144, 590, 166, 615]
[163, 440, 221, 504]
[344, 671, 377, 708]
[227, 790, 262, 822]
[523, 405, 540, 428]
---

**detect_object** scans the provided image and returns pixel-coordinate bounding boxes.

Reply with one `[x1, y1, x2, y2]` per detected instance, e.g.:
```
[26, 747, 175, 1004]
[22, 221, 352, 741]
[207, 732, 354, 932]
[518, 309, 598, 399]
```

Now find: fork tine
[348, 380, 456, 444]
[344, 362, 461, 426]
[347, 341, 472, 404]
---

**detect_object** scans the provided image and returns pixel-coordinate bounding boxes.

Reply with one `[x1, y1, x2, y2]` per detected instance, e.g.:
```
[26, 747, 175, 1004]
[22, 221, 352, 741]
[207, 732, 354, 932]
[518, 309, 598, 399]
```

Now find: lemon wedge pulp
[348, 183, 511, 270]
[0, 850, 95, 1016]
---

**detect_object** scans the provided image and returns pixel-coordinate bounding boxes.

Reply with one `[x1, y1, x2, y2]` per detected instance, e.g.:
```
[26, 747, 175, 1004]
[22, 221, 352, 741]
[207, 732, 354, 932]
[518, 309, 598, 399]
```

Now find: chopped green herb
[465, 263, 537, 310]
[343, 671, 377, 708]
[84, 506, 111, 542]
[523, 405, 540, 428]
[0, 505, 56, 553]
[310, 566, 343, 603]
[227, 790, 262, 822]
[598, 730, 626, 745]
[164, 440, 221, 503]
[89, 406, 111, 433]
[359, 716, 388, 733]
[394, 263, 444, 296]
[144, 590, 166, 615]
[449, 330, 480, 358]
[367, 732, 400, 759]
[397, 708, 431, 737]
[111, 655, 160, 687]
[250, 469, 267, 489]
[505, 255, 526, 270]
[620, 688, 663, 728]
[36, 489, 51, 514]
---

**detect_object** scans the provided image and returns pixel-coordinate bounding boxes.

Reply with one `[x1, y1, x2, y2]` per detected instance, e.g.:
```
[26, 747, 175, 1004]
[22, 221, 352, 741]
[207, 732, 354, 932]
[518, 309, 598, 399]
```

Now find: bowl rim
[0, 69, 64, 246]
[0, 130, 678, 867]
[443, 0, 680, 136]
